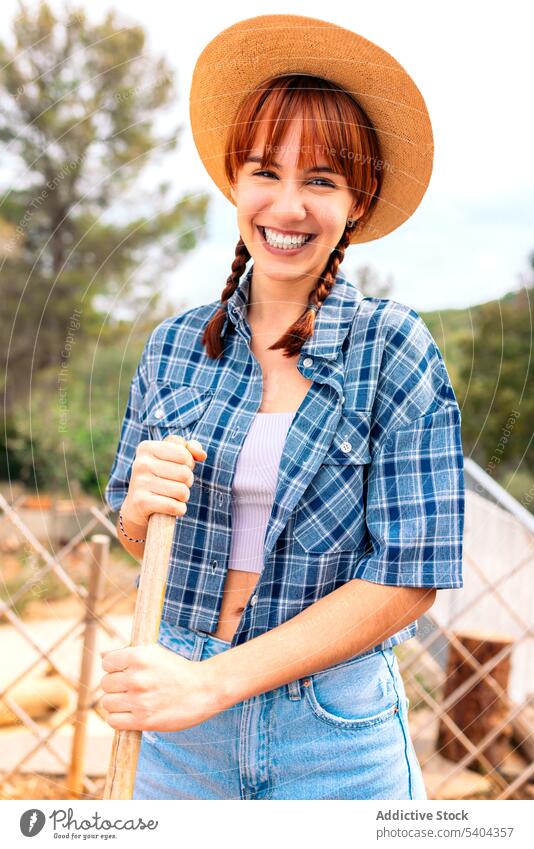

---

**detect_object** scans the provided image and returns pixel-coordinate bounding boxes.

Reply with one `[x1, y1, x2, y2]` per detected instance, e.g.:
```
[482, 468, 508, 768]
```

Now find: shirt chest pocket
[139, 381, 215, 441]
[292, 411, 372, 555]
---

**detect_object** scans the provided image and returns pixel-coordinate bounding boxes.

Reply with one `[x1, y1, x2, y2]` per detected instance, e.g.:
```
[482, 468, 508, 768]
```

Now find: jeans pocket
[303, 650, 400, 729]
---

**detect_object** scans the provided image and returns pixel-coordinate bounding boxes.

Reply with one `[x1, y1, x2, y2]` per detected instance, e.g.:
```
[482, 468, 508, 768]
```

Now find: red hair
[202, 74, 383, 360]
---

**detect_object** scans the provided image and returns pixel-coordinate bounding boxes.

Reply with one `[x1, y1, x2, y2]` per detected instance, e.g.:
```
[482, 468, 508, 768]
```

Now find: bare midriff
[206, 321, 313, 643]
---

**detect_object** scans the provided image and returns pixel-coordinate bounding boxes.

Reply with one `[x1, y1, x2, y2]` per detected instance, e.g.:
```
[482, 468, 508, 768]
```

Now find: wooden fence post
[67, 533, 108, 797]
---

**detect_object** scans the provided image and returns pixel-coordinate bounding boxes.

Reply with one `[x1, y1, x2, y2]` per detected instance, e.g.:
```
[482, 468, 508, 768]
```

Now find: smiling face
[229, 121, 365, 287]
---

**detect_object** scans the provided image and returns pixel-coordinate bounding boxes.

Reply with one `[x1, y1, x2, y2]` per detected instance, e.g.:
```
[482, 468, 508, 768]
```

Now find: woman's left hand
[100, 643, 221, 732]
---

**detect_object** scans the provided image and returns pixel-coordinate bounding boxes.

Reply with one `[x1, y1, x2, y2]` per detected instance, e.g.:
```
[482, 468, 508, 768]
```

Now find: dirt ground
[1, 772, 107, 800]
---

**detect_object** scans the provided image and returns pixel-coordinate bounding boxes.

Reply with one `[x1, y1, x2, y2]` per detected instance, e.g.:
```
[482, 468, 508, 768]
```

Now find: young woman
[101, 15, 464, 800]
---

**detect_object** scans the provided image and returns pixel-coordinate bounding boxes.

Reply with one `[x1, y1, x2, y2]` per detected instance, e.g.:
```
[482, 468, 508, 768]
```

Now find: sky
[1, 0, 533, 315]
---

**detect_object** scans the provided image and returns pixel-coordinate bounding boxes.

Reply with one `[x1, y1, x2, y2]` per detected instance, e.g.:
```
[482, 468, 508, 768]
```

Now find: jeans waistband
[191, 626, 305, 700]
[164, 621, 389, 702]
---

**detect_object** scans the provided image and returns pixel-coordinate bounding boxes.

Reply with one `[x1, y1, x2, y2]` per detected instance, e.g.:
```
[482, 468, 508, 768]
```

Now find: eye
[252, 170, 336, 188]
[309, 178, 336, 188]
[252, 170, 278, 179]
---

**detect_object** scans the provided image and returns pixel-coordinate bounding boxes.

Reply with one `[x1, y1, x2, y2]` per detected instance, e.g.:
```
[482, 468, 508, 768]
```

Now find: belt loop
[287, 678, 302, 700]
[191, 632, 206, 661]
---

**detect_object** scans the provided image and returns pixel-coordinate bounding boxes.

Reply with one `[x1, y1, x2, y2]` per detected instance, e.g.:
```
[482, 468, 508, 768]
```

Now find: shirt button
[250, 593, 258, 606]
[341, 395, 345, 405]
[340, 441, 352, 453]
[218, 493, 224, 506]
[231, 427, 240, 438]
[303, 357, 313, 368]
[154, 408, 164, 419]
[210, 559, 218, 572]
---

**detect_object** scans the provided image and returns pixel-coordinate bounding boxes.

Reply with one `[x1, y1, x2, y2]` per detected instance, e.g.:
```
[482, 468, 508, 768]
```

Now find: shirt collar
[221, 264, 363, 362]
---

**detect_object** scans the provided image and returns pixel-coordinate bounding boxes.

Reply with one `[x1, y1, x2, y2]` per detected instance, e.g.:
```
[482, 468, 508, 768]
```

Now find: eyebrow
[244, 155, 340, 175]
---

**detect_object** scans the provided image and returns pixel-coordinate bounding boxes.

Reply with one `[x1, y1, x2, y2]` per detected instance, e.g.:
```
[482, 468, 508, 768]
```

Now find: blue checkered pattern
[104, 266, 464, 651]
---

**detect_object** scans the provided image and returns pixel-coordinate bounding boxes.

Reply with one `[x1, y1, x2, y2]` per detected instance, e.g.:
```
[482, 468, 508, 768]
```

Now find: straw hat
[189, 14, 434, 245]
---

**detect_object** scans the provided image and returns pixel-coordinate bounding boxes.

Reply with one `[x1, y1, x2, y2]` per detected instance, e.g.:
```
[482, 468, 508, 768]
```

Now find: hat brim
[190, 14, 434, 245]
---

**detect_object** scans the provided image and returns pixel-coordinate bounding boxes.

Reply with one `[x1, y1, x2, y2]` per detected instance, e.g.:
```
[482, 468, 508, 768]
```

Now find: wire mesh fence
[0, 467, 532, 800]
[397, 459, 534, 800]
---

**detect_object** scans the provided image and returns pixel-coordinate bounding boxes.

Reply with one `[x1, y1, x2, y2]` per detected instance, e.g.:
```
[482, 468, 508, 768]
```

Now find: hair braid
[201, 237, 250, 359]
[202, 223, 356, 360]
[267, 221, 356, 358]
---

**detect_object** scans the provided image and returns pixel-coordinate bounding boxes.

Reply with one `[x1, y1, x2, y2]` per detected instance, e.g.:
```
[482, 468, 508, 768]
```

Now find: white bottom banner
[3, 799, 531, 847]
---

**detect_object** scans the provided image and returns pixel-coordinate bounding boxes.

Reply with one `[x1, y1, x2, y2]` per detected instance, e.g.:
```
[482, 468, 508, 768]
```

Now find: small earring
[346, 217, 357, 228]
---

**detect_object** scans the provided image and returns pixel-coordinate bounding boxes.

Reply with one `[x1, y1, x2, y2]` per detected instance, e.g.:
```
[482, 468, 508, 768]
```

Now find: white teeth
[263, 227, 312, 249]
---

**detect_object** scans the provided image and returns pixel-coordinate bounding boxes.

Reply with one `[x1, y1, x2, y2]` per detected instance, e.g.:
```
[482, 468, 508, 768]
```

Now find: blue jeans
[132, 620, 427, 800]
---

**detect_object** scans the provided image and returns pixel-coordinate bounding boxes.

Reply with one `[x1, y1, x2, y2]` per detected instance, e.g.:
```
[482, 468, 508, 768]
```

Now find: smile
[257, 225, 316, 253]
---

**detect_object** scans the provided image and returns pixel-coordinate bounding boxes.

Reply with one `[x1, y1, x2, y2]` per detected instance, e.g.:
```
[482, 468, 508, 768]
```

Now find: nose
[269, 178, 308, 224]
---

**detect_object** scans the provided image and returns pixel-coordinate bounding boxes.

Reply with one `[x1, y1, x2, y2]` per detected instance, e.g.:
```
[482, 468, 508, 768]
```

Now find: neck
[246, 267, 315, 327]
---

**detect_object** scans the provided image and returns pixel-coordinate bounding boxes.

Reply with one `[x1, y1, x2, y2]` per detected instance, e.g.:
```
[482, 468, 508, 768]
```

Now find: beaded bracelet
[119, 511, 146, 543]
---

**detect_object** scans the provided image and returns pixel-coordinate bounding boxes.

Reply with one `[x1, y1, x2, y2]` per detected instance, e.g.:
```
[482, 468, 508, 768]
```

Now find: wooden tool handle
[103, 433, 188, 799]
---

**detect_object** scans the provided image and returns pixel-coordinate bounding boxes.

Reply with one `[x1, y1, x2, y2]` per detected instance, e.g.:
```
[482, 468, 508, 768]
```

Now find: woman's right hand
[121, 438, 208, 527]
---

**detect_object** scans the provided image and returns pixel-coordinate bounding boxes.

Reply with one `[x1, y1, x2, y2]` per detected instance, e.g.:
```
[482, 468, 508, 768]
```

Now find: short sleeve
[370, 303, 460, 451]
[104, 340, 151, 513]
[354, 405, 465, 588]
[354, 304, 465, 589]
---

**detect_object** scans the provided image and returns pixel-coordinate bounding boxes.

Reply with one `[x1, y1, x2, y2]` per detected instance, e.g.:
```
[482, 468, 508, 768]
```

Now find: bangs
[225, 74, 382, 214]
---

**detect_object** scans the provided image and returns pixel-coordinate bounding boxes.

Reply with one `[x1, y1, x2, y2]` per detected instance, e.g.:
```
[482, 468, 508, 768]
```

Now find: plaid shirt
[105, 266, 464, 652]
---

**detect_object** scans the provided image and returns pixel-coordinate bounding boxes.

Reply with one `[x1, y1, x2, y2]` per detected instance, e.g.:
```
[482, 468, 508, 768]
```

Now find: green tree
[456, 256, 534, 484]
[0, 0, 208, 413]
[8, 320, 154, 498]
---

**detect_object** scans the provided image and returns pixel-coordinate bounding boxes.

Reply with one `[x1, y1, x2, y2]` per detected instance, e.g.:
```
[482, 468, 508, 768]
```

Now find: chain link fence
[0, 467, 532, 800]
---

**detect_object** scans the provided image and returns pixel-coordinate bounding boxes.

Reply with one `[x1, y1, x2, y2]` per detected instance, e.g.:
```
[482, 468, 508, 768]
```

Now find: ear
[349, 200, 366, 221]
[349, 197, 361, 220]
[350, 177, 379, 220]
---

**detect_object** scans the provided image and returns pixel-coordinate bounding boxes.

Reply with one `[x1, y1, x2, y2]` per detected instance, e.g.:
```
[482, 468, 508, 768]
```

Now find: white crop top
[228, 411, 295, 573]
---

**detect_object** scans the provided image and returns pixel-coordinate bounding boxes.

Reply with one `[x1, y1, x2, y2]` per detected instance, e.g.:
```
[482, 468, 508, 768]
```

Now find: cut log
[0, 672, 76, 727]
[437, 630, 514, 771]
[510, 703, 534, 763]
